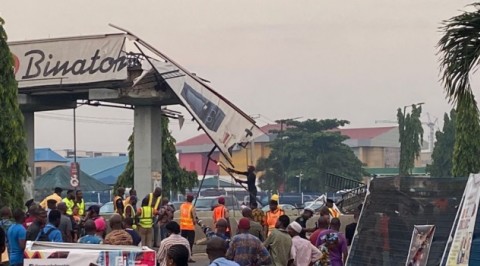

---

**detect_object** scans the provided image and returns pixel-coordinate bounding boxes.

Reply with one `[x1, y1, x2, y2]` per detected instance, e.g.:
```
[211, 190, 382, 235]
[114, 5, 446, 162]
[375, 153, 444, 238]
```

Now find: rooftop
[35, 148, 68, 163]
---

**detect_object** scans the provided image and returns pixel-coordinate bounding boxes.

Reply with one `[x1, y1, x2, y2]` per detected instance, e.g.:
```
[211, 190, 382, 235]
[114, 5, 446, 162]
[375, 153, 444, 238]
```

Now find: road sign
[70, 162, 80, 188]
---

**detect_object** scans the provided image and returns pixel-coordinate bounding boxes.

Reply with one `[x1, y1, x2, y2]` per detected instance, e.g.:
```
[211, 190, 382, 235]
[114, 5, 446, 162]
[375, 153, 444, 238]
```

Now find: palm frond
[438, 4, 480, 104]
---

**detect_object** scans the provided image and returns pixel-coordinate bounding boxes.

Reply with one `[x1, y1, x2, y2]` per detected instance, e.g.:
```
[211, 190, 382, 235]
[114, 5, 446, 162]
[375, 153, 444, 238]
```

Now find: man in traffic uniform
[326, 199, 340, 218]
[113, 187, 125, 216]
[124, 195, 137, 219]
[212, 197, 231, 236]
[144, 187, 162, 247]
[179, 194, 197, 263]
[75, 190, 85, 216]
[39, 187, 63, 209]
[62, 190, 75, 215]
[123, 188, 136, 207]
[136, 197, 157, 247]
[264, 199, 285, 236]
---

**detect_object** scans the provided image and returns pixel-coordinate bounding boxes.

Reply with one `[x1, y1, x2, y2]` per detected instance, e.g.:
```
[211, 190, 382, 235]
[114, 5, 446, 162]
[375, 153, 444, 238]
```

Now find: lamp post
[297, 172, 303, 193]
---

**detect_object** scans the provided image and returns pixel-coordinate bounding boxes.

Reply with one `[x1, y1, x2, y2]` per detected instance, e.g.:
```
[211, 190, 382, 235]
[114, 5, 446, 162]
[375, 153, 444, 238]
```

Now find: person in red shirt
[310, 216, 329, 246]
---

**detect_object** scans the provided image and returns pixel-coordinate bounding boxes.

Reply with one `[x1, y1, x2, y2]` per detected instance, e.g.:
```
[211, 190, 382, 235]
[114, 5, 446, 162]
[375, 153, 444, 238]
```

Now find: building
[34, 148, 69, 177]
[176, 124, 431, 176]
[55, 149, 127, 159]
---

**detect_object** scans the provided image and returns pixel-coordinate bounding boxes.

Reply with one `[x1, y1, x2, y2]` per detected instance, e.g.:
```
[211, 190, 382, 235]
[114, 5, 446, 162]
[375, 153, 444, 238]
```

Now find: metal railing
[324, 172, 367, 213]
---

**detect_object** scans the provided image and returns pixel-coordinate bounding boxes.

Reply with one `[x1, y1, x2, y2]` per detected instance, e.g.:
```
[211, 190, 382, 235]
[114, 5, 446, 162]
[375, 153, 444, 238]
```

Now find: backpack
[37, 227, 56, 242]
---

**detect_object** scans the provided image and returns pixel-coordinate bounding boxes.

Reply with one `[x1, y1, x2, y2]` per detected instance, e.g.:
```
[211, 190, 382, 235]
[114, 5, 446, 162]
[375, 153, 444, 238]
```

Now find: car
[194, 196, 241, 211]
[99, 201, 114, 214]
[303, 201, 325, 212]
[171, 201, 183, 211]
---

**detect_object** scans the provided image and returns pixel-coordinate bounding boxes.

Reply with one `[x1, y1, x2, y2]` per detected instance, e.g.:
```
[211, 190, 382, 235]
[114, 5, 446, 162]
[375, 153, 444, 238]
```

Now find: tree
[438, 4, 480, 176]
[426, 110, 455, 177]
[397, 105, 424, 176]
[0, 18, 29, 209]
[115, 117, 197, 194]
[256, 119, 364, 193]
[452, 96, 480, 176]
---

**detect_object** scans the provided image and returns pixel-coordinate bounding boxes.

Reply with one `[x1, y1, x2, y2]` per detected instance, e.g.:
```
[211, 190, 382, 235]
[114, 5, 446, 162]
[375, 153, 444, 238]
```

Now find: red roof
[176, 124, 280, 147]
[176, 125, 397, 147]
[337, 126, 396, 140]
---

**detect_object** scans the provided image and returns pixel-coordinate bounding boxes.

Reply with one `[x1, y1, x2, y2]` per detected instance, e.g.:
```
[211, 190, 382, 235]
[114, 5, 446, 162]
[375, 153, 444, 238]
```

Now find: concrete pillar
[23, 111, 35, 201]
[134, 106, 162, 200]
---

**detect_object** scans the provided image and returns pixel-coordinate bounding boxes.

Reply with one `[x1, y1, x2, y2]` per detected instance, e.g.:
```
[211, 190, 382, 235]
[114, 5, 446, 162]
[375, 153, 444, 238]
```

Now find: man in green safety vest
[143, 187, 162, 247]
[62, 190, 75, 215]
[137, 197, 157, 247]
[75, 190, 85, 216]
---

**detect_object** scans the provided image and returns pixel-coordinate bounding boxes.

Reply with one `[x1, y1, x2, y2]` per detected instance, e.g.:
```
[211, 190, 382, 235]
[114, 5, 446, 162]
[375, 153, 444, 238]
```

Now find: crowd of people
[0, 184, 358, 266]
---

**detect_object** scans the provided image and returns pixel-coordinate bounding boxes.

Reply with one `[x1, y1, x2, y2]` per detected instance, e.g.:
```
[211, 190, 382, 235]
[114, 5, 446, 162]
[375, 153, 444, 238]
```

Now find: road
[190, 253, 210, 265]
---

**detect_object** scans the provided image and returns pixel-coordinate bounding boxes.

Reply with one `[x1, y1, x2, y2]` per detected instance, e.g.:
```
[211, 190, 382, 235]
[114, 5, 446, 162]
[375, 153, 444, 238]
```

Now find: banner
[406, 225, 435, 266]
[139, 60, 263, 165]
[9, 34, 128, 88]
[445, 173, 480, 265]
[24, 241, 155, 266]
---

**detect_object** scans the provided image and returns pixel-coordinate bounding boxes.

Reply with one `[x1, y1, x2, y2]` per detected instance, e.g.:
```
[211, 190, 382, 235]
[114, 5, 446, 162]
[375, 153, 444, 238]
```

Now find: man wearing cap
[264, 200, 285, 236]
[326, 199, 340, 218]
[226, 218, 271, 266]
[213, 197, 230, 236]
[295, 207, 316, 239]
[40, 187, 63, 209]
[179, 194, 197, 263]
[288, 221, 321, 266]
[62, 190, 75, 216]
[227, 166, 257, 206]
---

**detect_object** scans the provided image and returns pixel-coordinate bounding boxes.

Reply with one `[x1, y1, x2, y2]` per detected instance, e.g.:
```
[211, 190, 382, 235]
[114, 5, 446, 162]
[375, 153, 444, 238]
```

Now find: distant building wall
[34, 161, 66, 177]
[219, 142, 272, 175]
[179, 152, 219, 175]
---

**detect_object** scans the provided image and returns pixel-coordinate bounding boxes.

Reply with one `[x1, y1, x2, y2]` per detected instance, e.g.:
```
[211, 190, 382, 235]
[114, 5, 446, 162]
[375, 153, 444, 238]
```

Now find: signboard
[406, 225, 435, 266]
[144, 61, 263, 165]
[445, 173, 480, 265]
[9, 34, 128, 88]
[70, 162, 80, 188]
[25, 241, 155, 266]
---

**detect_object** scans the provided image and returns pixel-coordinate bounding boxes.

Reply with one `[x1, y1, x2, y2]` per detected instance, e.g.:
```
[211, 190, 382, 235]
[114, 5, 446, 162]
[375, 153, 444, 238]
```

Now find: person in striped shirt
[157, 221, 191, 266]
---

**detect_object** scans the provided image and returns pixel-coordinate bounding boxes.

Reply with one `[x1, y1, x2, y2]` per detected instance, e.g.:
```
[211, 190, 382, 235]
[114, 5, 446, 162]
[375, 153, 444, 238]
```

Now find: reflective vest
[113, 196, 123, 213]
[179, 202, 195, 230]
[139, 206, 154, 228]
[213, 205, 230, 232]
[62, 198, 75, 215]
[265, 209, 285, 234]
[213, 205, 226, 223]
[148, 193, 161, 210]
[329, 207, 340, 218]
[77, 199, 85, 216]
[124, 204, 136, 218]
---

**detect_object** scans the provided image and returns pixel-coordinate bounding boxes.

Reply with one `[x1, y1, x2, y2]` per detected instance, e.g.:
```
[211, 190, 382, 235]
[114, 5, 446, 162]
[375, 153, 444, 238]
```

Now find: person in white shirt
[288, 221, 321, 266]
[157, 221, 191, 266]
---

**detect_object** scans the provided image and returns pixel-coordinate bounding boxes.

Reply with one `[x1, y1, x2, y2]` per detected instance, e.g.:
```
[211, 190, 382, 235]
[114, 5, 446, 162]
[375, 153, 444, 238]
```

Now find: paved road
[190, 253, 210, 265]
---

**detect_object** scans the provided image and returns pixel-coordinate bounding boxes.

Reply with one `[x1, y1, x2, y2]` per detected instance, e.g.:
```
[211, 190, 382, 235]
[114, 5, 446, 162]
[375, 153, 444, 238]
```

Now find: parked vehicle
[194, 196, 241, 211]
[99, 201, 114, 214]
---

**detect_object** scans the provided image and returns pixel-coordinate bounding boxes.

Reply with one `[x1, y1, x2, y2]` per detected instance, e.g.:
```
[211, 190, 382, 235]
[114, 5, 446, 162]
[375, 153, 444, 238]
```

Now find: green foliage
[256, 119, 364, 193]
[438, 3, 480, 105]
[115, 117, 197, 194]
[452, 96, 480, 177]
[397, 105, 424, 176]
[426, 110, 455, 177]
[0, 18, 29, 209]
[438, 5, 480, 177]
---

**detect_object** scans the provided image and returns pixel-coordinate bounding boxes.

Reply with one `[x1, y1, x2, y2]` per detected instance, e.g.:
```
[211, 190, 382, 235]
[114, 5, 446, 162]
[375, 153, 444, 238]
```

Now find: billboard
[24, 241, 155, 266]
[9, 34, 128, 88]
[406, 225, 436, 266]
[444, 173, 480, 265]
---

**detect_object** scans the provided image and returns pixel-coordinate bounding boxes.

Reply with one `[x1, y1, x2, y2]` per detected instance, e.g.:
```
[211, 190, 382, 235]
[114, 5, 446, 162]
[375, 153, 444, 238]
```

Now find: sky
[1, 0, 474, 152]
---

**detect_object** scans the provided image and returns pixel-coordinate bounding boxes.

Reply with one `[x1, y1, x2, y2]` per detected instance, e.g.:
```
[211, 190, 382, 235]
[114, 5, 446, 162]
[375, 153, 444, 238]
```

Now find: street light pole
[298, 172, 303, 193]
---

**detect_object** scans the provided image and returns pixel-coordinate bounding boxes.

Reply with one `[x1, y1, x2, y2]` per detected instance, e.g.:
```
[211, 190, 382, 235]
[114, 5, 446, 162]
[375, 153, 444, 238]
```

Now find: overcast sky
[1, 0, 474, 152]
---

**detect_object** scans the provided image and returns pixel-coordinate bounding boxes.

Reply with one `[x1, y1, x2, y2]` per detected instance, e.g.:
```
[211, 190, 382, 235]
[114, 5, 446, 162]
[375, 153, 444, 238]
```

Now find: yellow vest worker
[138, 206, 154, 228]
[77, 199, 85, 216]
[137, 197, 157, 247]
[147, 193, 161, 210]
[62, 197, 75, 215]
[39, 187, 63, 209]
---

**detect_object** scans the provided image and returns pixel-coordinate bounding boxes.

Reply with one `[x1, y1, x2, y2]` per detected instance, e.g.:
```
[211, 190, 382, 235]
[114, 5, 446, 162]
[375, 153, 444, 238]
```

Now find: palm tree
[438, 4, 480, 176]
